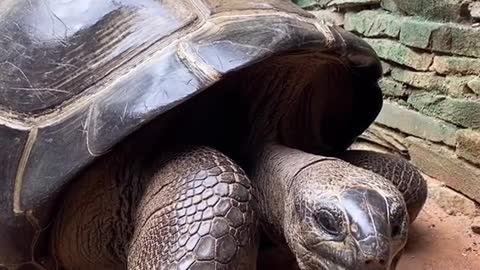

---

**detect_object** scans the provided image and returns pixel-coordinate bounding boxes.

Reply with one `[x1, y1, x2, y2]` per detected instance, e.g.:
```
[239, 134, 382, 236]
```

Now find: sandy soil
[397, 199, 480, 270]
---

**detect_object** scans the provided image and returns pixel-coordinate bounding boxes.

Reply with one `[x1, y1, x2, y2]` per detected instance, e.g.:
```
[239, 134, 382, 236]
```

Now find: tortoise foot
[53, 146, 258, 270]
[127, 147, 258, 270]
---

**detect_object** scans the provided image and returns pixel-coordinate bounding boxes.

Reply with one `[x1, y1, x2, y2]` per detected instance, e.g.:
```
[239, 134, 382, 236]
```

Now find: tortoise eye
[315, 209, 342, 236]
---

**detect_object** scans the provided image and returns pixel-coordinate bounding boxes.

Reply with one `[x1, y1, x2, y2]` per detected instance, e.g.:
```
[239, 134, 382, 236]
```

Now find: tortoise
[0, 0, 428, 269]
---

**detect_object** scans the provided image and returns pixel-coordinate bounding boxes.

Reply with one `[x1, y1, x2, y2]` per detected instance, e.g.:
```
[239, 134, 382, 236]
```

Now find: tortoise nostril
[379, 259, 386, 265]
[364, 259, 373, 265]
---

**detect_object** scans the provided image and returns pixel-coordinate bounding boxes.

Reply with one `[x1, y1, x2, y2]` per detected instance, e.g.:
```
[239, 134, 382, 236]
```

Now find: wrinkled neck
[251, 143, 334, 239]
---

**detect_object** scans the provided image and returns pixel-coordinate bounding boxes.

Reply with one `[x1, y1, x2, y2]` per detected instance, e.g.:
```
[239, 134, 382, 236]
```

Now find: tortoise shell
[0, 0, 382, 268]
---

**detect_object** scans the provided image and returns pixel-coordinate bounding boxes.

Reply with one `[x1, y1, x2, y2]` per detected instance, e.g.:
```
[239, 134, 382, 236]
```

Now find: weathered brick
[408, 91, 480, 128]
[445, 75, 478, 96]
[391, 69, 477, 96]
[400, 19, 443, 49]
[344, 10, 402, 38]
[469, 2, 480, 20]
[381, 61, 392, 75]
[378, 77, 408, 97]
[398, 16, 480, 58]
[391, 68, 446, 92]
[426, 174, 479, 217]
[431, 56, 480, 76]
[309, 9, 344, 25]
[375, 100, 457, 146]
[350, 140, 393, 154]
[407, 136, 480, 203]
[456, 129, 480, 165]
[430, 24, 480, 58]
[360, 123, 409, 154]
[467, 78, 480, 95]
[365, 38, 434, 70]
[393, 0, 471, 23]
[381, 0, 400, 13]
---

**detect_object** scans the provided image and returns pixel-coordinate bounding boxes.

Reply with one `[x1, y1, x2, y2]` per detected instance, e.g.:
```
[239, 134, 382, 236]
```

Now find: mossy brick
[399, 19, 443, 49]
[408, 91, 480, 128]
[378, 77, 408, 97]
[398, 17, 480, 58]
[365, 38, 433, 70]
[431, 56, 480, 76]
[456, 129, 480, 166]
[344, 10, 403, 38]
[430, 24, 480, 58]
[393, 0, 471, 23]
[391, 68, 447, 92]
[445, 75, 478, 96]
[407, 137, 480, 204]
[375, 100, 457, 146]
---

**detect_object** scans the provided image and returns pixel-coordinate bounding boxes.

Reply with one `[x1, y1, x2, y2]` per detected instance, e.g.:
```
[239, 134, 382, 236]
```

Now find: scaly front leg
[53, 146, 258, 270]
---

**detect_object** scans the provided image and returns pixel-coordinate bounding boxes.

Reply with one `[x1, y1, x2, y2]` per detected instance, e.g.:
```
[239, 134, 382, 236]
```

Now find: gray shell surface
[0, 0, 381, 266]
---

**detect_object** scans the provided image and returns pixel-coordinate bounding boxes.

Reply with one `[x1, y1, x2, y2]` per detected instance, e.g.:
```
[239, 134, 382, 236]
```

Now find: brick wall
[294, 0, 480, 203]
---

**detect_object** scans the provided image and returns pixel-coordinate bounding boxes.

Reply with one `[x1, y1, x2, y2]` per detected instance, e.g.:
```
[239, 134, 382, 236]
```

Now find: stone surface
[425, 174, 479, 217]
[431, 55, 480, 75]
[400, 19, 443, 49]
[378, 77, 408, 97]
[310, 9, 345, 25]
[381, 61, 392, 75]
[397, 17, 480, 58]
[375, 100, 457, 146]
[391, 68, 446, 92]
[365, 38, 434, 70]
[387, 68, 476, 96]
[408, 92, 480, 128]
[467, 78, 480, 95]
[349, 140, 393, 154]
[406, 137, 480, 203]
[470, 2, 480, 20]
[359, 123, 409, 154]
[381, 0, 399, 12]
[430, 24, 480, 58]
[393, 0, 472, 22]
[445, 75, 479, 96]
[456, 129, 480, 165]
[344, 10, 402, 38]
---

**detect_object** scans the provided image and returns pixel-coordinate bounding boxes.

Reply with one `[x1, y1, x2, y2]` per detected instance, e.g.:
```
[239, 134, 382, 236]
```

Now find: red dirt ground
[397, 199, 480, 270]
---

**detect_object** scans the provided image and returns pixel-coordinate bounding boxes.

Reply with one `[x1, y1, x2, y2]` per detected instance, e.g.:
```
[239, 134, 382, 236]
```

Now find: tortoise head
[284, 160, 408, 270]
